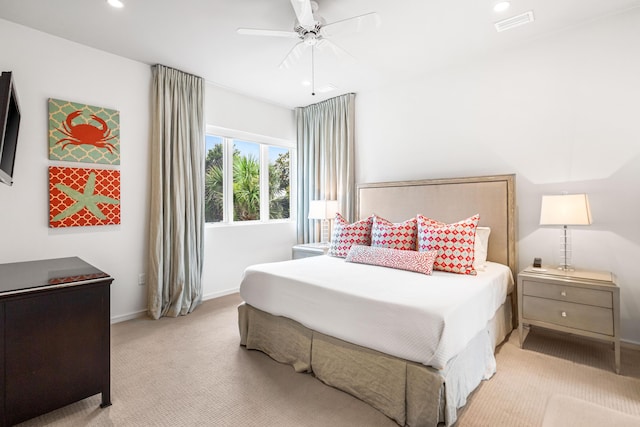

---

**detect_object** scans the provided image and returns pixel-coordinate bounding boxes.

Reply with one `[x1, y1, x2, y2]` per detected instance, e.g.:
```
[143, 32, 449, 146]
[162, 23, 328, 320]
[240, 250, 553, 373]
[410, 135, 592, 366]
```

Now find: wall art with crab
[49, 166, 121, 228]
[48, 98, 120, 165]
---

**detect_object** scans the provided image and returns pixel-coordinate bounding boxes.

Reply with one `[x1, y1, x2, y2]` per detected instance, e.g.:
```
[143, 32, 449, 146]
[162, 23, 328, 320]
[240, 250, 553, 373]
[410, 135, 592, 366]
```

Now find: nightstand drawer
[522, 280, 612, 308]
[523, 295, 614, 336]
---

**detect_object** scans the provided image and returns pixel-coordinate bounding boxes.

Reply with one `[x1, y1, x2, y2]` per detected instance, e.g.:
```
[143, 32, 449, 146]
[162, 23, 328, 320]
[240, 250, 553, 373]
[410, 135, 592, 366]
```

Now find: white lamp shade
[308, 200, 339, 220]
[540, 194, 592, 226]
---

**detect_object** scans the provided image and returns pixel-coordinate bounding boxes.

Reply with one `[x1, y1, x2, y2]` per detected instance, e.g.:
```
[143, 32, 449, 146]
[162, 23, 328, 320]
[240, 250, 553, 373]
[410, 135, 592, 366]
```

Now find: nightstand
[292, 243, 330, 259]
[518, 266, 620, 374]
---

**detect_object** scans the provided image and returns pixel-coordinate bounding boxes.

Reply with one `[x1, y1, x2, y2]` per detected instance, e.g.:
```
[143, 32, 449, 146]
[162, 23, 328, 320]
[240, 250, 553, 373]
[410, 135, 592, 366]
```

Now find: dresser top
[0, 257, 112, 296]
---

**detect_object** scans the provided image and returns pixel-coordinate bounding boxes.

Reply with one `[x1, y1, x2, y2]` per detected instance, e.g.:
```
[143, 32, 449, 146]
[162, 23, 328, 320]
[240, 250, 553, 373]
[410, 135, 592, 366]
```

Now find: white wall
[202, 84, 297, 300]
[0, 19, 151, 321]
[355, 9, 640, 343]
[0, 19, 297, 320]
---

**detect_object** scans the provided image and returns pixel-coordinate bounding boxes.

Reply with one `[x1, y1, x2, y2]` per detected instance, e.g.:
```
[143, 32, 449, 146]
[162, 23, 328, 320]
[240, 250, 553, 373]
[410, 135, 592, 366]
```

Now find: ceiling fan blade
[237, 28, 299, 38]
[316, 39, 355, 62]
[278, 41, 308, 69]
[289, 0, 315, 29]
[321, 12, 381, 37]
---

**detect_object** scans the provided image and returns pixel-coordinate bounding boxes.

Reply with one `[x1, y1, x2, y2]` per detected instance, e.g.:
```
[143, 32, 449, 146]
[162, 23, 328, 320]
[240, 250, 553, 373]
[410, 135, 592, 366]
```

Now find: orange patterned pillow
[328, 213, 373, 258]
[371, 215, 418, 251]
[417, 214, 480, 275]
[346, 245, 438, 275]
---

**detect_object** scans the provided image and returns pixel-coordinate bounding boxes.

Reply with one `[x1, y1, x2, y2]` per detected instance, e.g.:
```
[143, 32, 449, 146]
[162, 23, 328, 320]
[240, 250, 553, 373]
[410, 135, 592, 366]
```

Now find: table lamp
[539, 193, 592, 271]
[308, 200, 339, 244]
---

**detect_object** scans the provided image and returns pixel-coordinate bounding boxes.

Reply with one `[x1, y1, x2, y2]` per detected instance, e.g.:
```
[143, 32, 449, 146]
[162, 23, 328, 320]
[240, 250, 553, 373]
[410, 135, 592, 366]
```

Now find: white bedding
[239, 255, 513, 369]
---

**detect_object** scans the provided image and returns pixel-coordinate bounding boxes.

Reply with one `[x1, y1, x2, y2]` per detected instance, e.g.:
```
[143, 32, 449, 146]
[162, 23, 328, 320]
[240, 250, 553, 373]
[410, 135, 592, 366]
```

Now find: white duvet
[239, 255, 513, 369]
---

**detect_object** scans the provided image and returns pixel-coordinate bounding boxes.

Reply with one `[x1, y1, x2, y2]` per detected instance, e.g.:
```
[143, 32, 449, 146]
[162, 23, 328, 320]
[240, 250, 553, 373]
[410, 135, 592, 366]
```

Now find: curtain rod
[152, 64, 203, 80]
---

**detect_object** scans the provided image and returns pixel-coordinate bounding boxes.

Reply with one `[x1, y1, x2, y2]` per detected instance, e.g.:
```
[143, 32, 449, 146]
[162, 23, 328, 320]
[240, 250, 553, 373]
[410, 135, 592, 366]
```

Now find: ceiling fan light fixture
[303, 33, 318, 46]
[493, 1, 510, 13]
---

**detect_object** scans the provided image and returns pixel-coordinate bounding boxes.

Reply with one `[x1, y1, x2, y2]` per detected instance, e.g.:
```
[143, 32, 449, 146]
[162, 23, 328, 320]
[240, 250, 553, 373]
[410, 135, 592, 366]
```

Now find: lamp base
[558, 225, 574, 273]
[320, 219, 330, 245]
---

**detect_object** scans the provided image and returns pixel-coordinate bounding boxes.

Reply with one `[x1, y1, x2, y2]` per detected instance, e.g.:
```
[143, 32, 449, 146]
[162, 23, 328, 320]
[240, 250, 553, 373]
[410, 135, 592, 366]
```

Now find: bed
[238, 174, 517, 426]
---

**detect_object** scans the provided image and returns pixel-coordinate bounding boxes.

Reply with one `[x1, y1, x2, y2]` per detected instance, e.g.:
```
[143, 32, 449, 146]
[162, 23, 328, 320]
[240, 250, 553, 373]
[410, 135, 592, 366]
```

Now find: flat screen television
[0, 71, 21, 186]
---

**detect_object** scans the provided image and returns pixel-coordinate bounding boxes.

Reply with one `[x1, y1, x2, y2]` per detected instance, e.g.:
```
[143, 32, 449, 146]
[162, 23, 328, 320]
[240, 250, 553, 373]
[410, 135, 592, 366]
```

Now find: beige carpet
[455, 327, 640, 426]
[16, 294, 640, 427]
[541, 394, 640, 427]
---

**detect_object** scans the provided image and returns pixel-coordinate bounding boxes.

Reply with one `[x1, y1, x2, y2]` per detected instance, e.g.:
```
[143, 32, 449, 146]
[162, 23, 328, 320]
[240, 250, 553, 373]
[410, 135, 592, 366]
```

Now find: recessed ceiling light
[493, 1, 510, 13]
[107, 0, 124, 8]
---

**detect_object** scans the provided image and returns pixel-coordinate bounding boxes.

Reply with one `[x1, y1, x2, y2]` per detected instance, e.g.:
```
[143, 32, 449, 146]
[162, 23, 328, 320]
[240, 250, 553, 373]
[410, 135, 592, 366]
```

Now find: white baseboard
[111, 309, 147, 324]
[109, 287, 240, 324]
[202, 287, 239, 301]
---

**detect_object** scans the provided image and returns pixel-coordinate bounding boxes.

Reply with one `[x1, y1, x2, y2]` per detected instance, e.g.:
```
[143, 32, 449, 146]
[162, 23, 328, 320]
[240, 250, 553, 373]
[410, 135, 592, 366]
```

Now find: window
[205, 135, 224, 222]
[268, 146, 290, 220]
[204, 130, 293, 224]
[233, 140, 260, 221]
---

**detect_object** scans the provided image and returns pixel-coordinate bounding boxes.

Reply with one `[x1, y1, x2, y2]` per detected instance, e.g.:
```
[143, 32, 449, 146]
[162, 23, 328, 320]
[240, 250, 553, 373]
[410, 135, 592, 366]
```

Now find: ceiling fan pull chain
[311, 45, 316, 96]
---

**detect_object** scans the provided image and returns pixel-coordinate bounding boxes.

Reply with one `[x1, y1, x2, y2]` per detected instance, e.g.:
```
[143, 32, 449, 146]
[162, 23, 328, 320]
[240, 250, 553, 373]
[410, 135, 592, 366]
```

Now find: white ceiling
[1, 0, 639, 109]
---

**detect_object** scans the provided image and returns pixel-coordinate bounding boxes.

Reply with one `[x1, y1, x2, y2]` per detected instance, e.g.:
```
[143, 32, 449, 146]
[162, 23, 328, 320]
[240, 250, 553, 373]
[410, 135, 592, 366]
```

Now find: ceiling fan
[237, 0, 380, 94]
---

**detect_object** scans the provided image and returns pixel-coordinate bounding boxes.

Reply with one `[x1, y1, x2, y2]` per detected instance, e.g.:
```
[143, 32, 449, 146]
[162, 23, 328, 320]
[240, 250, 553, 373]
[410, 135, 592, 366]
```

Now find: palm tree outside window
[204, 134, 292, 223]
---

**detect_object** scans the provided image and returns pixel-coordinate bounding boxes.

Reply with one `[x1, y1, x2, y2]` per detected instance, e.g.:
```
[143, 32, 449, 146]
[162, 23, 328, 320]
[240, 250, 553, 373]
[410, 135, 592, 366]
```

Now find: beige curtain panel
[148, 64, 205, 319]
[296, 93, 356, 243]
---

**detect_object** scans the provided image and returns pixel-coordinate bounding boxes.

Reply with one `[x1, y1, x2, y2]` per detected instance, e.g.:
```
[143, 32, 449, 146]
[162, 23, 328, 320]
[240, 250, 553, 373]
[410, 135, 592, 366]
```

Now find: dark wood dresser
[0, 257, 113, 426]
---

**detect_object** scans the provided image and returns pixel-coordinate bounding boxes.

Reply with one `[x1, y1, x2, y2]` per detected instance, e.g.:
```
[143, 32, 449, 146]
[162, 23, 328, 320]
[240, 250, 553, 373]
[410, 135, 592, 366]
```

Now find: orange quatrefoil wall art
[49, 166, 121, 228]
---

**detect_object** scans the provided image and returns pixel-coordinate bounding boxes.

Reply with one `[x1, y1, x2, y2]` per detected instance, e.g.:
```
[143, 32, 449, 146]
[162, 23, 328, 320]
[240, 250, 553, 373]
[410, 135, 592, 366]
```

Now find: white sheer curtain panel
[147, 64, 205, 319]
[296, 93, 355, 243]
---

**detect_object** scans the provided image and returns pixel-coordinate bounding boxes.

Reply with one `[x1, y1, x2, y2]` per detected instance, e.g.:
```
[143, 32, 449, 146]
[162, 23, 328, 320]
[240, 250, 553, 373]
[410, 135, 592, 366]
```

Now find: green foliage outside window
[269, 150, 290, 220]
[233, 154, 260, 221]
[204, 141, 290, 223]
[204, 143, 225, 222]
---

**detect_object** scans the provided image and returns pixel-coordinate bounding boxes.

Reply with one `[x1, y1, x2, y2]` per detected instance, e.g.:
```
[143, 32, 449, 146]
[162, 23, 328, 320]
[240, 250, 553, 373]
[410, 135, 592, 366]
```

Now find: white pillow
[474, 227, 491, 271]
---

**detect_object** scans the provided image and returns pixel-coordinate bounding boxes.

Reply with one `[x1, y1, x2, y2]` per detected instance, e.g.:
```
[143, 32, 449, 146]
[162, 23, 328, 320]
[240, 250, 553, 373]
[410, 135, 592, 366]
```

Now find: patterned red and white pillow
[417, 214, 480, 275]
[328, 213, 373, 258]
[370, 215, 418, 251]
[346, 245, 438, 275]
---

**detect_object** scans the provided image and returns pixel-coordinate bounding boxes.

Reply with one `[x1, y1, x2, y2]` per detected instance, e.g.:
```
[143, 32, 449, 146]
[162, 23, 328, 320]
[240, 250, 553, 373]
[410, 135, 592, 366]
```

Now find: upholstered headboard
[356, 174, 516, 278]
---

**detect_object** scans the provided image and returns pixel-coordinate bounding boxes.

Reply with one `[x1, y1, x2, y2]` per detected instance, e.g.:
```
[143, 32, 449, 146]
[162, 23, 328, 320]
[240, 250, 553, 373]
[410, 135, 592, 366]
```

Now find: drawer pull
[561, 311, 567, 317]
[560, 291, 567, 297]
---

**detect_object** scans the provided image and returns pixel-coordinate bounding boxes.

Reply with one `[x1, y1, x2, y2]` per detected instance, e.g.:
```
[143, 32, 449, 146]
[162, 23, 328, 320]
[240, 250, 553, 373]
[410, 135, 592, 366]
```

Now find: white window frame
[205, 125, 296, 226]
